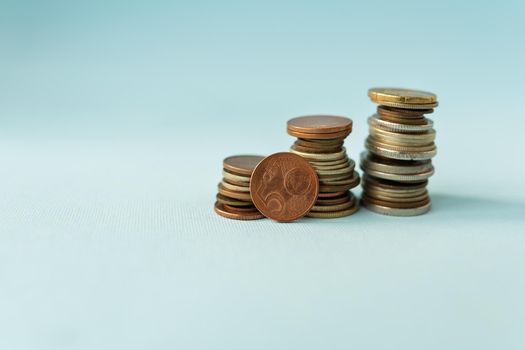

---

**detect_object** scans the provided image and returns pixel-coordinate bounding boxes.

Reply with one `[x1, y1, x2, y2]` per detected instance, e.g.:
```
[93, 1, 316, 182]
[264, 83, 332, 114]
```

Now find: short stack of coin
[361, 87, 438, 216]
[287, 115, 360, 218]
[215, 155, 265, 220]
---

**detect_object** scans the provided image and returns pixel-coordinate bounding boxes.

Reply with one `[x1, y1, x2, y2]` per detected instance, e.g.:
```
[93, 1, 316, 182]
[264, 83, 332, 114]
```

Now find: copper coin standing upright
[250, 152, 319, 222]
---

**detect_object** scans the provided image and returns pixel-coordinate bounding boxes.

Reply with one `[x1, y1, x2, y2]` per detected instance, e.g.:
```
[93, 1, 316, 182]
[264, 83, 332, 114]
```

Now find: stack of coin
[361, 87, 438, 216]
[287, 115, 360, 218]
[215, 155, 265, 220]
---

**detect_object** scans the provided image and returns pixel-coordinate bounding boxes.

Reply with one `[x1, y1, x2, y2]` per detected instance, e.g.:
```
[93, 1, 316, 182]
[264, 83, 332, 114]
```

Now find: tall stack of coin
[361, 88, 438, 216]
[215, 155, 265, 220]
[287, 115, 360, 218]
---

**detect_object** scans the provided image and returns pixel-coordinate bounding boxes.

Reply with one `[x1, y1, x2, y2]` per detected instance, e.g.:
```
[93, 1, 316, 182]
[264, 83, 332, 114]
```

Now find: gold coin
[290, 147, 347, 161]
[320, 171, 360, 186]
[220, 180, 250, 193]
[312, 160, 353, 171]
[307, 201, 359, 218]
[218, 184, 252, 201]
[222, 170, 251, 185]
[309, 158, 350, 167]
[315, 165, 354, 176]
[368, 87, 437, 105]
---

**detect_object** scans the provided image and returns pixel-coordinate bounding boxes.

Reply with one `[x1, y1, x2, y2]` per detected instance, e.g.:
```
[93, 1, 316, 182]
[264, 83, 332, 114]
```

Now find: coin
[287, 128, 351, 140]
[360, 152, 433, 174]
[361, 200, 431, 216]
[366, 138, 437, 160]
[220, 180, 250, 193]
[214, 202, 265, 220]
[218, 183, 252, 201]
[369, 115, 434, 133]
[315, 192, 351, 205]
[376, 101, 438, 110]
[378, 105, 433, 118]
[223, 155, 265, 176]
[290, 147, 347, 161]
[306, 202, 359, 218]
[317, 190, 348, 198]
[311, 197, 355, 212]
[250, 152, 319, 222]
[368, 87, 437, 105]
[216, 193, 254, 207]
[296, 138, 344, 149]
[287, 115, 353, 134]
[291, 143, 342, 154]
[362, 194, 430, 209]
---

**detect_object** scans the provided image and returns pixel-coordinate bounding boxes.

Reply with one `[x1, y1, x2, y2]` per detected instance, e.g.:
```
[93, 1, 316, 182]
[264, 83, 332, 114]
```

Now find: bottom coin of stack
[362, 87, 438, 216]
[214, 155, 265, 220]
[287, 115, 360, 218]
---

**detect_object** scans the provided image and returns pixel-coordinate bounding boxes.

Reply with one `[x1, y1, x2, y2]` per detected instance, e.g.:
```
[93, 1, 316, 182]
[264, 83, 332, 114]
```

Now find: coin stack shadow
[361, 88, 438, 216]
[215, 155, 265, 220]
[287, 115, 360, 218]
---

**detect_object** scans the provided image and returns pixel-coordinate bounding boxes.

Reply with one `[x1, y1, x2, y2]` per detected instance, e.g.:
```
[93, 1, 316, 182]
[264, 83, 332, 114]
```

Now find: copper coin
[362, 195, 430, 209]
[223, 204, 259, 213]
[296, 138, 345, 148]
[317, 190, 348, 198]
[223, 155, 265, 176]
[291, 143, 342, 154]
[214, 202, 265, 220]
[287, 128, 351, 140]
[315, 192, 351, 206]
[250, 152, 319, 222]
[287, 115, 353, 134]
[216, 193, 254, 207]
[378, 105, 432, 117]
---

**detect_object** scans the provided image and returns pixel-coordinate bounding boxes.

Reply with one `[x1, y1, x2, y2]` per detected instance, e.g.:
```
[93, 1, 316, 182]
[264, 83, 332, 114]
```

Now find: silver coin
[360, 152, 433, 175]
[362, 167, 434, 182]
[366, 140, 437, 161]
[368, 115, 434, 133]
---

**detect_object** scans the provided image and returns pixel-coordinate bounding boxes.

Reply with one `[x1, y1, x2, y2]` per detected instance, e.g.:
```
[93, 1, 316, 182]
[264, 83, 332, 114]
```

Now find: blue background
[1, 1, 524, 349]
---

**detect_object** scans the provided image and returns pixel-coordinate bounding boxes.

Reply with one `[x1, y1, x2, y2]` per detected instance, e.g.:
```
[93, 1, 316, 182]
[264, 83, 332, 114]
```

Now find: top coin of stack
[287, 115, 360, 218]
[215, 155, 265, 220]
[361, 87, 438, 216]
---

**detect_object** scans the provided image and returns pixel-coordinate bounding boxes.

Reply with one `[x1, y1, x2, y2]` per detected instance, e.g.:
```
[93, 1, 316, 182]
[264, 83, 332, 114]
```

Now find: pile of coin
[361, 88, 438, 216]
[215, 155, 265, 220]
[287, 115, 360, 218]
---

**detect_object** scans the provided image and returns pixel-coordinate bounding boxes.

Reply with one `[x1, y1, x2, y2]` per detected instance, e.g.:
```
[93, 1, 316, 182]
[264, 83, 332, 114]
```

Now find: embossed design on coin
[250, 152, 318, 222]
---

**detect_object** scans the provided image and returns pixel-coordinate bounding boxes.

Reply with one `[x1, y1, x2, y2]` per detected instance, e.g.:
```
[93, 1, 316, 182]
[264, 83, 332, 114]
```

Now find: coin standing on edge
[250, 152, 319, 222]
